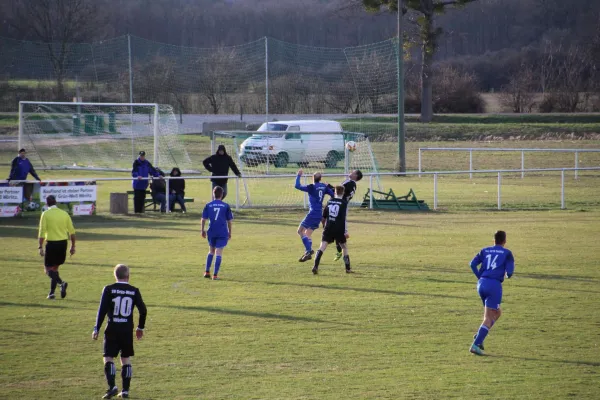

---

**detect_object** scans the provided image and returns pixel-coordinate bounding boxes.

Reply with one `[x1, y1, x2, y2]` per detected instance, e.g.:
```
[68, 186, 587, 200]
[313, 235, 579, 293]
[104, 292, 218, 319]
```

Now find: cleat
[47, 293, 55, 300]
[299, 250, 314, 262]
[103, 387, 119, 399]
[212, 275, 220, 280]
[469, 344, 484, 356]
[60, 282, 68, 299]
[333, 252, 343, 262]
[203, 272, 211, 279]
[312, 266, 318, 275]
[345, 268, 353, 274]
[473, 334, 484, 351]
[118, 391, 129, 398]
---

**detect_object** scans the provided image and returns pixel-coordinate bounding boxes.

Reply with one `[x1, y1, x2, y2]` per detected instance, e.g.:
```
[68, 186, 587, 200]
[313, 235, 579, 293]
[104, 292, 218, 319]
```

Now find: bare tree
[10, 0, 103, 100]
[500, 64, 537, 113]
[196, 48, 240, 114]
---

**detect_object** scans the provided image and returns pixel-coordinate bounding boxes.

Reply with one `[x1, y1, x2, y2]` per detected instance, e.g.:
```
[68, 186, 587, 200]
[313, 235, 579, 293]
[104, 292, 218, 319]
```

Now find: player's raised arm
[295, 169, 309, 192]
[469, 252, 483, 278]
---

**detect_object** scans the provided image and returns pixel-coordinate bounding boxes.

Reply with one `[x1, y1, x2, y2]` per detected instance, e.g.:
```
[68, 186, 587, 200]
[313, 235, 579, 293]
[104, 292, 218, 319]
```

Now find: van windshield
[260, 123, 288, 131]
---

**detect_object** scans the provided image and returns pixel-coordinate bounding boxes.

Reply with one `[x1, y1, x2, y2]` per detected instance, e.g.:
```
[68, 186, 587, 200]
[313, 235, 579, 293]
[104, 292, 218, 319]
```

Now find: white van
[239, 120, 345, 168]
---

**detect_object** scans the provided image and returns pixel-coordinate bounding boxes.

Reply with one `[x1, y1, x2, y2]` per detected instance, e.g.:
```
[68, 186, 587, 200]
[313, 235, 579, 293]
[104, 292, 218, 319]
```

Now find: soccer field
[1, 208, 599, 399]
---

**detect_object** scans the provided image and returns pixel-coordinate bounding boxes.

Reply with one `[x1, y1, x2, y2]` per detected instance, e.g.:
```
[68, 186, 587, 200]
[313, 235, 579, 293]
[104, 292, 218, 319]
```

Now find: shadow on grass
[0, 225, 171, 240]
[422, 277, 600, 295]
[0, 300, 70, 309]
[153, 303, 350, 325]
[485, 353, 600, 367]
[0, 328, 44, 335]
[227, 278, 469, 300]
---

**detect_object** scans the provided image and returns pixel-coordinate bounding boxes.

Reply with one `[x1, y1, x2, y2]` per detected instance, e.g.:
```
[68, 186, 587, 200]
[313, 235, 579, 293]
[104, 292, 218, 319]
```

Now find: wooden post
[110, 193, 128, 214]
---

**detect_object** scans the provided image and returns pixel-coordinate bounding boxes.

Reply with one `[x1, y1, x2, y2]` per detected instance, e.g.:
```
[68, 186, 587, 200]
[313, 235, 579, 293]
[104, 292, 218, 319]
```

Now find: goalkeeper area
[17, 101, 193, 171]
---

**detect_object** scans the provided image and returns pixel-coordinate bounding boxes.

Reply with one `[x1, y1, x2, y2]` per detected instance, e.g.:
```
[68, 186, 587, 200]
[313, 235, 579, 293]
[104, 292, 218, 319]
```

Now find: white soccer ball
[346, 141, 357, 152]
[26, 201, 38, 211]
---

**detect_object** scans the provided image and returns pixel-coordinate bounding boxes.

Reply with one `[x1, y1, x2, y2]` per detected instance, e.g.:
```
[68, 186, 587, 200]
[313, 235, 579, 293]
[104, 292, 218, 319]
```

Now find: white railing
[418, 147, 600, 179]
[5, 166, 600, 212]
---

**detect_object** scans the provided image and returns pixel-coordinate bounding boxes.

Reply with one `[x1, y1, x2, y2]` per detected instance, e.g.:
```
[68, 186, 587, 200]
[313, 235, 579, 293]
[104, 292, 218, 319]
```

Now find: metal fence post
[469, 149, 473, 179]
[418, 148, 422, 177]
[497, 172, 502, 210]
[521, 150, 525, 179]
[433, 173, 438, 210]
[165, 177, 170, 212]
[561, 169, 565, 210]
[235, 176, 240, 211]
[369, 174, 373, 209]
[575, 151, 579, 180]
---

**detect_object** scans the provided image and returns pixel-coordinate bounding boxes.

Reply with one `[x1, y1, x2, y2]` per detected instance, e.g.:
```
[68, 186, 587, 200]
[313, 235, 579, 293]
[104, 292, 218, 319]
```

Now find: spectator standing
[169, 167, 187, 213]
[8, 148, 41, 201]
[131, 151, 159, 213]
[202, 145, 241, 200]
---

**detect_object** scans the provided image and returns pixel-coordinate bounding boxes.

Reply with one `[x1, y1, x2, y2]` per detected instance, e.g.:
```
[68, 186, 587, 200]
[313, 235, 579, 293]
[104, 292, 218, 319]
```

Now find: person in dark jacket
[149, 169, 171, 213]
[8, 148, 41, 201]
[202, 144, 241, 200]
[169, 167, 187, 213]
[131, 151, 160, 213]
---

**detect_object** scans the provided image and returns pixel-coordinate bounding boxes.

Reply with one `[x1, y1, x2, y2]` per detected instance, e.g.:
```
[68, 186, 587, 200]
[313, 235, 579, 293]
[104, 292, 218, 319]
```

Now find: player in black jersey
[329, 169, 362, 261]
[312, 185, 353, 274]
[93, 264, 147, 399]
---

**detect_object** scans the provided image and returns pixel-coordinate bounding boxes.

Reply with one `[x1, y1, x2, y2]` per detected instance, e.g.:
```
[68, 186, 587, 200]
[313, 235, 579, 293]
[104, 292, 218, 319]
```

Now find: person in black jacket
[202, 144, 241, 200]
[168, 167, 187, 213]
[149, 170, 171, 213]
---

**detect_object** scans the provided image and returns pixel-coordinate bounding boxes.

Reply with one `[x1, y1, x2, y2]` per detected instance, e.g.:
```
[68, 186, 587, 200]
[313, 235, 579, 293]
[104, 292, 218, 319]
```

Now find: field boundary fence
[4, 167, 600, 212]
[418, 147, 600, 179]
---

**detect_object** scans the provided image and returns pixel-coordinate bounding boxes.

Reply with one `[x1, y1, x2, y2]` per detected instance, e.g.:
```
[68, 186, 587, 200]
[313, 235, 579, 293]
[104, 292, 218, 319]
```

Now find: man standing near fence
[131, 151, 160, 213]
[202, 144, 241, 200]
[38, 195, 76, 299]
[7, 148, 42, 201]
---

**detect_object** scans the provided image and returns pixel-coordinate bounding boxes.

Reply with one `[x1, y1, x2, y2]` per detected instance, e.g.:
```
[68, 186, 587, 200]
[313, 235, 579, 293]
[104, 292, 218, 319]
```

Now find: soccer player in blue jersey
[294, 169, 334, 262]
[201, 186, 233, 280]
[469, 230, 515, 355]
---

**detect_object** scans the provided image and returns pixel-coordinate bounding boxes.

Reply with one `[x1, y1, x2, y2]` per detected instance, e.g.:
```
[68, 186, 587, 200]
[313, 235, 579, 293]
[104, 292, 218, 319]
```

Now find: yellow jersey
[38, 206, 76, 241]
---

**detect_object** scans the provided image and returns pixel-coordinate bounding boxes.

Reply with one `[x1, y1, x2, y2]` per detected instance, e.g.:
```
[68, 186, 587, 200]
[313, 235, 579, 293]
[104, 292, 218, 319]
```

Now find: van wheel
[324, 151, 340, 168]
[274, 152, 289, 168]
[297, 162, 309, 167]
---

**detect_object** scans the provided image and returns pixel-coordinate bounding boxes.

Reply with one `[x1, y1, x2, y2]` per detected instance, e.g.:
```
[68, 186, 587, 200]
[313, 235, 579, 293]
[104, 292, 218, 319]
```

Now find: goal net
[213, 130, 381, 207]
[18, 102, 192, 171]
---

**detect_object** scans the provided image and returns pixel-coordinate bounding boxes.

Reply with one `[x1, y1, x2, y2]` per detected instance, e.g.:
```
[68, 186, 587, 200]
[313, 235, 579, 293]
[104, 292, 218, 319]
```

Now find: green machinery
[360, 188, 430, 211]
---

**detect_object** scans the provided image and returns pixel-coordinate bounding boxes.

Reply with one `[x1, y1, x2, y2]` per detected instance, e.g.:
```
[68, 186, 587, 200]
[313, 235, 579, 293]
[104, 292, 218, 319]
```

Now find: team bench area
[126, 191, 195, 211]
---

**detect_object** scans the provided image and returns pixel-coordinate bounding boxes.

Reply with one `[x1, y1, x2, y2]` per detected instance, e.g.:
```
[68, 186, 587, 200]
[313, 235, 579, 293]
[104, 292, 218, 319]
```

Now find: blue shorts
[300, 214, 321, 231]
[208, 236, 228, 249]
[477, 278, 503, 310]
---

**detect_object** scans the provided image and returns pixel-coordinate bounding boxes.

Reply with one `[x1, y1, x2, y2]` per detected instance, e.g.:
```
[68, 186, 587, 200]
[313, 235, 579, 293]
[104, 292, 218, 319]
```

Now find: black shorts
[103, 331, 135, 358]
[44, 240, 68, 267]
[322, 231, 346, 245]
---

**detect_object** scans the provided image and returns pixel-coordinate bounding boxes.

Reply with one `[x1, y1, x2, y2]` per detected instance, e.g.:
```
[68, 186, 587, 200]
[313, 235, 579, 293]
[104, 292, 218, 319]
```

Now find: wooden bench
[126, 191, 195, 212]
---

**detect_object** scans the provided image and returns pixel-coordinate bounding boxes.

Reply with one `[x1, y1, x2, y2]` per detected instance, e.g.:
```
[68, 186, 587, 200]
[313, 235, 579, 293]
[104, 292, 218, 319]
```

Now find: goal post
[18, 101, 192, 171]
[213, 130, 382, 207]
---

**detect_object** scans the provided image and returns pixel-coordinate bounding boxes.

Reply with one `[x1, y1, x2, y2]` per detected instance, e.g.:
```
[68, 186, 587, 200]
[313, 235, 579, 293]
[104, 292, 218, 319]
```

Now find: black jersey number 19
[328, 204, 340, 217]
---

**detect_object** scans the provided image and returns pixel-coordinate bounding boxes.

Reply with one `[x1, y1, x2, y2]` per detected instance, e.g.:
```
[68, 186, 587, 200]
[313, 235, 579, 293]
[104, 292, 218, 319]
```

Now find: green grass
[1, 207, 599, 399]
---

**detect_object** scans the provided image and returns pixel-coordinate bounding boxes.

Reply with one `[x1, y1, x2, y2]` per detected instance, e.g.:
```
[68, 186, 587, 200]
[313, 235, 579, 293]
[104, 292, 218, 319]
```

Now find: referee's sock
[214, 256, 222, 276]
[314, 250, 323, 268]
[47, 269, 63, 284]
[121, 364, 132, 391]
[343, 255, 351, 270]
[104, 361, 116, 389]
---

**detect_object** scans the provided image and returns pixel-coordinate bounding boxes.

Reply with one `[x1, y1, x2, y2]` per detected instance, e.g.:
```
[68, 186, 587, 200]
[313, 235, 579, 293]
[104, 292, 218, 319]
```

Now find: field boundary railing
[4, 166, 600, 212]
[418, 148, 600, 179]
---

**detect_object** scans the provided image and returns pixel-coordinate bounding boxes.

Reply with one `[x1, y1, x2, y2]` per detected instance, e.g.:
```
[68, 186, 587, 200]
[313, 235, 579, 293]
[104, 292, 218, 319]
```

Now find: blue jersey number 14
[486, 254, 499, 270]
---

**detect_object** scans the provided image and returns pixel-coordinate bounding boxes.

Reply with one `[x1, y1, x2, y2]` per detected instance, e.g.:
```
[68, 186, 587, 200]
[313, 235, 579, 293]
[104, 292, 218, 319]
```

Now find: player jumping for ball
[330, 169, 362, 261]
[469, 230, 515, 355]
[312, 185, 352, 274]
[294, 169, 334, 262]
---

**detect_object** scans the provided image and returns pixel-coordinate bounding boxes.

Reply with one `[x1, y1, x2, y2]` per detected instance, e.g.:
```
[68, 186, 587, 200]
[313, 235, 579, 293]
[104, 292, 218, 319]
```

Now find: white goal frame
[18, 101, 161, 166]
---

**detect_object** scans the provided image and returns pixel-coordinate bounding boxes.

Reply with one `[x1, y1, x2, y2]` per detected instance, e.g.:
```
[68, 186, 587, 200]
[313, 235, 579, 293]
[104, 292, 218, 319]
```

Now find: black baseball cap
[139, 151, 146, 156]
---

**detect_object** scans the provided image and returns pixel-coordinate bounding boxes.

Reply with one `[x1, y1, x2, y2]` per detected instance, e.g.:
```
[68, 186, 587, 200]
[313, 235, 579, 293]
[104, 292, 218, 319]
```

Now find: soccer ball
[346, 141, 357, 152]
[26, 201, 39, 211]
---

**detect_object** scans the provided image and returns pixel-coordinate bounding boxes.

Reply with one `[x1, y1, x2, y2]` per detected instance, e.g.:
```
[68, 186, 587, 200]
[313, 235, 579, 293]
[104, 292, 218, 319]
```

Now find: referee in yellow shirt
[38, 195, 76, 299]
